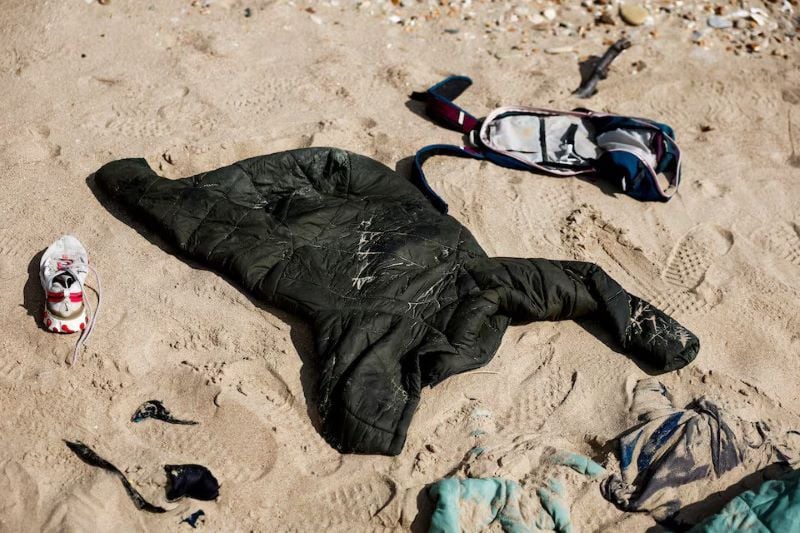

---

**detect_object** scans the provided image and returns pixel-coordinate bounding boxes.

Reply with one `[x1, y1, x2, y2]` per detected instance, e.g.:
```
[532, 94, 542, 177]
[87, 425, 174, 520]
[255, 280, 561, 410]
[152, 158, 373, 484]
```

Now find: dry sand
[1, 0, 799, 531]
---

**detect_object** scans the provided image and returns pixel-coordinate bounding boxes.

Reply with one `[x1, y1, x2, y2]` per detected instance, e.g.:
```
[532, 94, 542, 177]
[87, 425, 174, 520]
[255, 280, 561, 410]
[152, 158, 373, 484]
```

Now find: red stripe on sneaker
[47, 292, 83, 303]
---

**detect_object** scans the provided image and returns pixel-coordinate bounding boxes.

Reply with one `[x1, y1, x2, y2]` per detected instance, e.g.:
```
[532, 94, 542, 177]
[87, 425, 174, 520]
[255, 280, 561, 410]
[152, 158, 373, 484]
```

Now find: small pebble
[244, 7, 252, 17]
[708, 15, 732, 29]
[596, 12, 616, 25]
[529, 13, 548, 28]
[620, 4, 648, 26]
[544, 45, 574, 54]
[749, 8, 769, 27]
[543, 8, 557, 21]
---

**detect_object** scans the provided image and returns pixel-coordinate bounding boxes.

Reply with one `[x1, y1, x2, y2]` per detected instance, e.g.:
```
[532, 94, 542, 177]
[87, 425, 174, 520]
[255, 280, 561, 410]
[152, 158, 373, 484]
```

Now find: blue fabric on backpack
[598, 151, 660, 201]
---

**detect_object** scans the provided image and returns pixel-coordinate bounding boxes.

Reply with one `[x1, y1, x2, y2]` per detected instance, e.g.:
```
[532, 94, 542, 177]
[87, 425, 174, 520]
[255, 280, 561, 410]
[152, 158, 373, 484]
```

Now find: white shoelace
[57, 265, 102, 365]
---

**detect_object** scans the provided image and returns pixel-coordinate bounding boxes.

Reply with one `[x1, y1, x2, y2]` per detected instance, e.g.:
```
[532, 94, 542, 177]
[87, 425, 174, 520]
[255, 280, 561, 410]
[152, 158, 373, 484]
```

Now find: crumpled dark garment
[95, 147, 699, 455]
[165, 464, 220, 501]
[601, 378, 797, 526]
[65, 440, 166, 513]
[131, 400, 198, 425]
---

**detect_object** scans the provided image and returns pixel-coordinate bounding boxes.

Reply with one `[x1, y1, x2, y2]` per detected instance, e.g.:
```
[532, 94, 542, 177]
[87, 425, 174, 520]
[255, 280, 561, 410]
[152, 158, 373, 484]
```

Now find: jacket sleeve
[465, 257, 699, 372]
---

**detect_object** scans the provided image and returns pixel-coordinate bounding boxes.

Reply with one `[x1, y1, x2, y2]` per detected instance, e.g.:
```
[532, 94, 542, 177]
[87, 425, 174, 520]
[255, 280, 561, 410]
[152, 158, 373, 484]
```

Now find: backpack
[410, 76, 683, 213]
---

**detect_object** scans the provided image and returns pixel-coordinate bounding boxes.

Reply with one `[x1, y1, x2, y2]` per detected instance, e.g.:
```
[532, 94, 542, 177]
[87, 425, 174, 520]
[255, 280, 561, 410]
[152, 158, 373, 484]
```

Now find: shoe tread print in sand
[752, 220, 800, 267]
[562, 204, 733, 317]
[285, 475, 400, 532]
[500, 345, 578, 433]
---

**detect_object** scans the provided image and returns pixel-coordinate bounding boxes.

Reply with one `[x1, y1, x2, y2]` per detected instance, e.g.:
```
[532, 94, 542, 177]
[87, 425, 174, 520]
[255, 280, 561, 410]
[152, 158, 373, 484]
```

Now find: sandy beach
[1, 0, 799, 530]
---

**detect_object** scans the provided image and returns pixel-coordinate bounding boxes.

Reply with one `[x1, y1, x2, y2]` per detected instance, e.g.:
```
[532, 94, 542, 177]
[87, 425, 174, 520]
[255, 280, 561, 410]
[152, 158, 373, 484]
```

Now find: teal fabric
[549, 452, 605, 478]
[690, 470, 800, 533]
[428, 478, 565, 533]
[536, 479, 570, 533]
[428, 453, 603, 532]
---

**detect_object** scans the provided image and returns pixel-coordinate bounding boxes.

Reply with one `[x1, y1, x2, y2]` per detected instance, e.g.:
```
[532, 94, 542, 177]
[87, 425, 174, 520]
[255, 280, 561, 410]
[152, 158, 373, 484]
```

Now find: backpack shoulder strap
[411, 144, 485, 214]
[410, 76, 480, 134]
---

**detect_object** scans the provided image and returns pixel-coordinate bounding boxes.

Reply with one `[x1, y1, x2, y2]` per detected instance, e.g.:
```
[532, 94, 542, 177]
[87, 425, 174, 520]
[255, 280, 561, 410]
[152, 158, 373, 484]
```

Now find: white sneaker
[39, 235, 101, 364]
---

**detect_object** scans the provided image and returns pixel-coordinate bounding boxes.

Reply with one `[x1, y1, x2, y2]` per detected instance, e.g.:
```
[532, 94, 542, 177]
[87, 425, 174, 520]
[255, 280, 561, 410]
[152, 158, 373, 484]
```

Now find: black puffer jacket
[96, 148, 699, 455]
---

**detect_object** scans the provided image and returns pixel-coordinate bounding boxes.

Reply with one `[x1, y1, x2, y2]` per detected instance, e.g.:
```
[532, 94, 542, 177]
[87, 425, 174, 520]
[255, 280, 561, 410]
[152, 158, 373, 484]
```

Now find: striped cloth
[602, 378, 795, 527]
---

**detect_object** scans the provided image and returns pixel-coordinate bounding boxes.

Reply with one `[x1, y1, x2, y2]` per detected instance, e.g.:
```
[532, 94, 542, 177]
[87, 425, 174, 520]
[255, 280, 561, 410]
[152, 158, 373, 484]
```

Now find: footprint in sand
[783, 87, 800, 105]
[0, 461, 40, 531]
[0, 126, 61, 167]
[753, 221, 800, 267]
[662, 225, 734, 291]
[230, 361, 344, 478]
[562, 206, 732, 316]
[659, 78, 778, 130]
[90, 84, 222, 140]
[692, 179, 730, 200]
[0, 356, 23, 382]
[100, 100, 172, 139]
[501, 357, 577, 432]
[507, 176, 575, 236]
[117, 370, 277, 486]
[289, 475, 398, 531]
[42, 478, 129, 533]
[222, 78, 295, 120]
[382, 65, 411, 91]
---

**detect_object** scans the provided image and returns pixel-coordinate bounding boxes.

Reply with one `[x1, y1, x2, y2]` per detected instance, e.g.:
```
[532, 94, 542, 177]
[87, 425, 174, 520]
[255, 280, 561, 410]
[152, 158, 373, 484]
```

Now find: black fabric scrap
[131, 400, 198, 425]
[181, 509, 206, 528]
[64, 440, 167, 513]
[165, 464, 220, 501]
